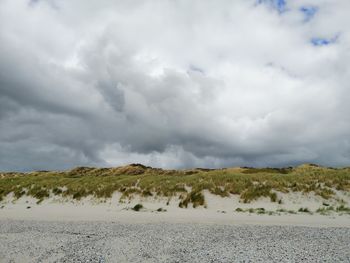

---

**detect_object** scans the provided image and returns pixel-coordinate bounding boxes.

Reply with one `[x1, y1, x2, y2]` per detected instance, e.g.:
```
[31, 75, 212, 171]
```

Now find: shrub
[132, 204, 143, 211]
[256, 208, 265, 214]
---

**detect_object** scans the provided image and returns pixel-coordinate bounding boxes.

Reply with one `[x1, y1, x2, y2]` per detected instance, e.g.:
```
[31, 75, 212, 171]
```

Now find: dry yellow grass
[0, 164, 349, 207]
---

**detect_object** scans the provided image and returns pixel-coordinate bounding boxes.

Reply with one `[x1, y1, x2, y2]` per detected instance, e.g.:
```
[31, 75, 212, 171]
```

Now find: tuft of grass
[241, 185, 277, 203]
[156, 208, 166, 212]
[132, 204, 143, 211]
[52, 187, 63, 195]
[316, 206, 334, 215]
[179, 190, 205, 208]
[256, 208, 265, 214]
[298, 207, 311, 213]
[28, 187, 49, 203]
[270, 193, 277, 202]
[316, 188, 335, 199]
[141, 190, 153, 197]
[14, 189, 26, 199]
[235, 207, 244, 212]
[336, 205, 350, 213]
[276, 208, 297, 214]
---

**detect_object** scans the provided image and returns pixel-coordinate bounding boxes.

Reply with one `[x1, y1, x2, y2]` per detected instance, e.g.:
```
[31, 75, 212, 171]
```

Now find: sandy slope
[1, 191, 349, 227]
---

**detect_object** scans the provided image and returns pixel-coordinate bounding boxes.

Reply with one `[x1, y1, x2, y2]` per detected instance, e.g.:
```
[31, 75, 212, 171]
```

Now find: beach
[1, 170, 349, 262]
[1, 220, 349, 263]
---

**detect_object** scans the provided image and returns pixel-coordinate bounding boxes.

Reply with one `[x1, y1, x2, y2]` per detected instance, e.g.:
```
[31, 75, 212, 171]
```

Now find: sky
[0, 0, 350, 171]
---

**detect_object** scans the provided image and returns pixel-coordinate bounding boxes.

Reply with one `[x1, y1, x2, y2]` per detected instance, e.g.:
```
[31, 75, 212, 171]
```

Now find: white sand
[0, 191, 349, 227]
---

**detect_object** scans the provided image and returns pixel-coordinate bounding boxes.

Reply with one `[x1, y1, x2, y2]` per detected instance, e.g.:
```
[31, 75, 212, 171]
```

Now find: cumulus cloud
[0, 0, 350, 171]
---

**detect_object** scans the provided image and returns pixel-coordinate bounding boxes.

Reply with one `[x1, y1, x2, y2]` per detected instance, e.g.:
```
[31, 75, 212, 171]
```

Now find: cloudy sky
[0, 0, 349, 171]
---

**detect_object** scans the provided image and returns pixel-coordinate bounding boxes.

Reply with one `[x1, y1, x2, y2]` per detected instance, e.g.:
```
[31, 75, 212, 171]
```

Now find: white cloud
[0, 0, 349, 170]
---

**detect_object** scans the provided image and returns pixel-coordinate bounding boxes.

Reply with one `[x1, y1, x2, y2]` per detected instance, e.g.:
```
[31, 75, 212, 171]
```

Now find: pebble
[0, 220, 349, 262]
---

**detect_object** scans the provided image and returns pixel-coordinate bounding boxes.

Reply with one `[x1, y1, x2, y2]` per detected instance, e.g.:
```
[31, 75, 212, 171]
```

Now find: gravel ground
[0, 220, 349, 263]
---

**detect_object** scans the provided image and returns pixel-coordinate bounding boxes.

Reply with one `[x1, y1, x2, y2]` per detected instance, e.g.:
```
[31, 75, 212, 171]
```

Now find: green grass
[0, 164, 349, 208]
[298, 207, 312, 213]
[179, 190, 205, 208]
[234, 207, 282, 215]
[315, 205, 350, 215]
[316, 206, 334, 215]
[336, 205, 350, 214]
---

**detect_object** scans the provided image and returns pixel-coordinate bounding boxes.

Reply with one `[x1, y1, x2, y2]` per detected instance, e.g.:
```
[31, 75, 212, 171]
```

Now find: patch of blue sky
[311, 35, 339, 46]
[257, 0, 287, 13]
[300, 6, 318, 22]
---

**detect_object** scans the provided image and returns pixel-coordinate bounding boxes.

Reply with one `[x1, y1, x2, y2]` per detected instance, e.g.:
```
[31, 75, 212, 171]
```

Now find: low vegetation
[298, 207, 311, 213]
[132, 204, 143, 211]
[336, 205, 350, 214]
[234, 204, 350, 215]
[235, 207, 296, 215]
[0, 164, 349, 208]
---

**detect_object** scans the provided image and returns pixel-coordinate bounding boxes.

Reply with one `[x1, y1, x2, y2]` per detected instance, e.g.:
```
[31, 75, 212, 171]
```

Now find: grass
[235, 205, 350, 215]
[235, 207, 318, 215]
[316, 206, 334, 215]
[179, 190, 205, 208]
[0, 164, 349, 208]
[236, 207, 266, 214]
[315, 205, 350, 215]
[298, 207, 311, 213]
[336, 205, 350, 213]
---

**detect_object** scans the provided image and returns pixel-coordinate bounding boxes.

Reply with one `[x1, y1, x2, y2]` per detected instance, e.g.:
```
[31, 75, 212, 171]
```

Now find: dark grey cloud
[0, 0, 350, 171]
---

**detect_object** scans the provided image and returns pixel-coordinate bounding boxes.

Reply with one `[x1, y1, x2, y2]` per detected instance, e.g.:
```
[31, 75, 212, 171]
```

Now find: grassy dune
[0, 164, 349, 207]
